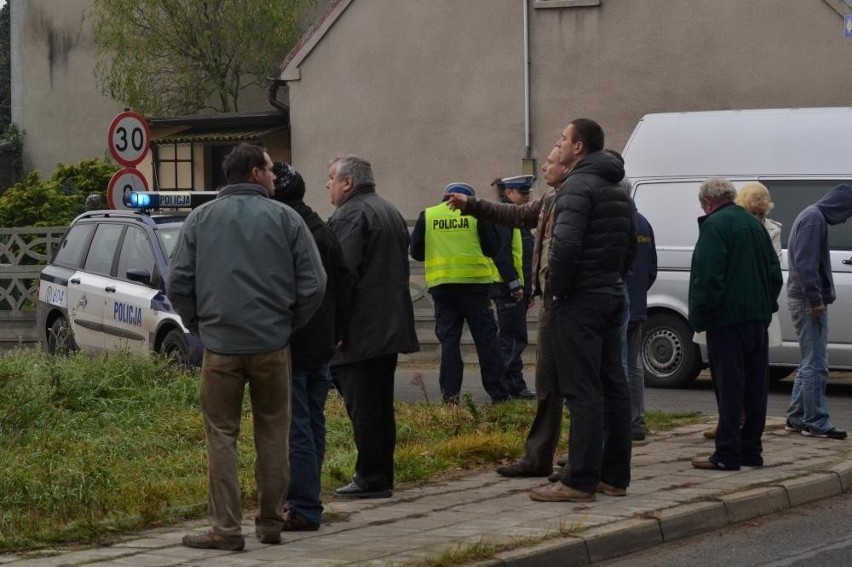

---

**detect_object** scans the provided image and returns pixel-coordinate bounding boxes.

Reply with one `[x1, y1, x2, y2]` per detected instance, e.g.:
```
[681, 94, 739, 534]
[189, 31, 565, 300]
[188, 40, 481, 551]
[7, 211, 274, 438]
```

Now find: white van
[622, 107, 852, 388]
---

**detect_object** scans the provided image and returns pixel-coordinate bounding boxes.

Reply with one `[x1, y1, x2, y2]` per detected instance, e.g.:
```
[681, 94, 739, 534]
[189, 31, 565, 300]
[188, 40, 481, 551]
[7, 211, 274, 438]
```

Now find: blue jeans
[785, 298, 833, 434]
[287, 364, 332, 524]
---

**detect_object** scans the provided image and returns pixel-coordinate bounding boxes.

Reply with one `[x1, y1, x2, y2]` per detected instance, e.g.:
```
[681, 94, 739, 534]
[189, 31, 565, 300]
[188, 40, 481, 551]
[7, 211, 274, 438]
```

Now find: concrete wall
[284, 0, 852, 220]
[11, 0, 122, 176]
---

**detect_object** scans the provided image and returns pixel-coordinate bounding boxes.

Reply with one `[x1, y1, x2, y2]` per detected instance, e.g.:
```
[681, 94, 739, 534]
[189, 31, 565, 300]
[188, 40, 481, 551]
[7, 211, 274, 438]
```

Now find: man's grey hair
[698, 177, 737, 204]
[331, 155, 374, 187]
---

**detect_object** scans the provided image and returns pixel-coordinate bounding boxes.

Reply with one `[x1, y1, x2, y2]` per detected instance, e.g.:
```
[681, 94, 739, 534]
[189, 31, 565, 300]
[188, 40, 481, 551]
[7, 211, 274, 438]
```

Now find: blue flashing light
[129, 192, 157, 209]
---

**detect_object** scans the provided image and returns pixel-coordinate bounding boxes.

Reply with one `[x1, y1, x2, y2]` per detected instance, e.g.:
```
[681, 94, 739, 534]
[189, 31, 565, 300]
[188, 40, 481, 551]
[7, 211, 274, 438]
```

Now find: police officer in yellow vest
[491, 175, 536, 400]
[410, 183, 512, 403]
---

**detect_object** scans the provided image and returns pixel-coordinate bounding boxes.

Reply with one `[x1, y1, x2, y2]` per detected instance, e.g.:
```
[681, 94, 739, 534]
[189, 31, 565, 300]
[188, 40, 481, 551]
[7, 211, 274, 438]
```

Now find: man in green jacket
[688, 178, 783, 471]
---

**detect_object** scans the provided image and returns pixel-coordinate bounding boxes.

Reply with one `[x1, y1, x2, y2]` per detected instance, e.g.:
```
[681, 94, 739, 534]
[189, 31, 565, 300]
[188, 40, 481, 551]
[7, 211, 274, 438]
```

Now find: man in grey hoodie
[169, 144, 327, 550]
[784, 184, 852, 440]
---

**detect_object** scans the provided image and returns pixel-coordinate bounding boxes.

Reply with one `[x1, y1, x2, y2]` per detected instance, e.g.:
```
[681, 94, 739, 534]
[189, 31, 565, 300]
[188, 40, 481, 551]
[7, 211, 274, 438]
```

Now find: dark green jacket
[688, 202, 783, 332]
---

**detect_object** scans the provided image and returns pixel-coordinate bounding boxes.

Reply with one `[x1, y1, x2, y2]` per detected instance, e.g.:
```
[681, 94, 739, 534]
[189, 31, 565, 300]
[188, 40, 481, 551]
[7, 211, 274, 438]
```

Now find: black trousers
[706, 321, 769, 467]
[335, 353, 398, 490]
[551, 291, 631, 493]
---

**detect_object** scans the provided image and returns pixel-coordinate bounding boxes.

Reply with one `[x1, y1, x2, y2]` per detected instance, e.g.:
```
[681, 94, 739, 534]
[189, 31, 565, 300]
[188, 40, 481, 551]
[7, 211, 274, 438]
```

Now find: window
[156, 227, 182, 260]
[762, 180, 852, 250]
[83, 224, 124, 275]
[153, 143, 195, 191]
[116, 227, 156, 282]
[53, 224, 95, 268]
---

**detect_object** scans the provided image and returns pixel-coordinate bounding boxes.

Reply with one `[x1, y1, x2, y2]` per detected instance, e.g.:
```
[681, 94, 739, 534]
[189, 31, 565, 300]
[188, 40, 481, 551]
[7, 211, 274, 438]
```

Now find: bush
[0, 159, 118, 228]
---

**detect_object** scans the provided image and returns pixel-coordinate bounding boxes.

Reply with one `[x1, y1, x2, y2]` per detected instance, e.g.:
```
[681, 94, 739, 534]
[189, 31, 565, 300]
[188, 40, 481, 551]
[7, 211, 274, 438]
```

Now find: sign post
[107, 110, 151, 209]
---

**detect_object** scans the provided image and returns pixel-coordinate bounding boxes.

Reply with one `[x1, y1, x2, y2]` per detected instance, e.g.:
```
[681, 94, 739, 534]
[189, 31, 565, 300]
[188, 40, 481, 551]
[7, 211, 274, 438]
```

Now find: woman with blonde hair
[702, 182, 782, 440]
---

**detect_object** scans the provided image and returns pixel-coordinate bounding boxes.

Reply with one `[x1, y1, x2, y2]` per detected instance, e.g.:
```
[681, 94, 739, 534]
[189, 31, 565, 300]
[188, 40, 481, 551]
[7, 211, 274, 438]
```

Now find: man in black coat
[327, 155, 420, 499]
[530, 119, 635, 503]
[272, 163, 352, 529]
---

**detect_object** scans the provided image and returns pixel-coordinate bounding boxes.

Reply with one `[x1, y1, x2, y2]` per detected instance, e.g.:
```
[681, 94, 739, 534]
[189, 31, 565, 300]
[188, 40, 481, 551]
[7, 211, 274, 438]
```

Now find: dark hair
[570, 118, 605, 154]
[223, 143, 267, 184]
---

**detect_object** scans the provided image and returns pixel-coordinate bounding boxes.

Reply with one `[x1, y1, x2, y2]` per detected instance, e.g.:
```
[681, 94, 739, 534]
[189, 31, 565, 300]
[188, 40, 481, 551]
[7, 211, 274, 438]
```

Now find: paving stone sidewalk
[3, 417, 851, 567]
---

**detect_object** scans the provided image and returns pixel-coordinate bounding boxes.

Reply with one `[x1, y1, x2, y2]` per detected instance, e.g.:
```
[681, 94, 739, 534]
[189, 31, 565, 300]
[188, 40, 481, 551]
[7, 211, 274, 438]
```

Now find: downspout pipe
[267, 78, 290, 114]
[523, 0, 531, 158]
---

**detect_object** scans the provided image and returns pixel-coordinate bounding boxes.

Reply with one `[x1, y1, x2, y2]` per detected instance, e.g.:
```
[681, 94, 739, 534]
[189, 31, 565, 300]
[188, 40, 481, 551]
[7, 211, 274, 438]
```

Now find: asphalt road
[393, 366, 852, 433]
[598, 491, 852, 567]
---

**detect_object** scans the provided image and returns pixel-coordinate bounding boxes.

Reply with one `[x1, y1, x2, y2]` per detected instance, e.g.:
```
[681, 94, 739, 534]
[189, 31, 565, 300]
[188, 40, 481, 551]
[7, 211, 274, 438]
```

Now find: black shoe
[281, 511, 320, 531]
[556, 457, 567, 468]
[512, 388, 536, 400]
[632, 431, 646, 441]
[784, 419, 802, 433]
[741, 456, 764, 467]
[691, 455, 740, 471]
[496, 461, 551, 478]
[802, 426, 847, 440]
[548, 470, 563, 483]
[334, 481, 392, 499]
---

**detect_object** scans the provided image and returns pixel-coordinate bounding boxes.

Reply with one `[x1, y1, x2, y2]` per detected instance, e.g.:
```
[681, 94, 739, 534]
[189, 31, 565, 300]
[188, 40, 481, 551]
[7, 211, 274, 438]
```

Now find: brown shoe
[182, 532, 245, 551]
[597, 481, 627, 497]
[496, 461, 551, 478]
[281, 511, 320, 532]
[691, 455, 740, 471]
[703, 425, 718, 440]
[530, 482, 596, 502]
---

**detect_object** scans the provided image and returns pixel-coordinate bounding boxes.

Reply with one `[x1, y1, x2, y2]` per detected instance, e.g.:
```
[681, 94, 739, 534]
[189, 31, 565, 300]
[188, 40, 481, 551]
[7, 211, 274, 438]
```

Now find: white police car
[36, 191, 215, 365]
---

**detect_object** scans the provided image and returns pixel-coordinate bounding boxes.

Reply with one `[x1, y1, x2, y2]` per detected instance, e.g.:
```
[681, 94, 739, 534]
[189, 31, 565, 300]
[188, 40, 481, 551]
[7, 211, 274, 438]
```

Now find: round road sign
[107, 168, 149, 210]
[108, 111, 150, 167]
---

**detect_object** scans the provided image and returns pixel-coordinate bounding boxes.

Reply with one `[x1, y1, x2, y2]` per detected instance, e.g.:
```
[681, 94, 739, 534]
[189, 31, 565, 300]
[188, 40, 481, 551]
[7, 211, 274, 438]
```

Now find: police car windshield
[157, 227, 181, 259]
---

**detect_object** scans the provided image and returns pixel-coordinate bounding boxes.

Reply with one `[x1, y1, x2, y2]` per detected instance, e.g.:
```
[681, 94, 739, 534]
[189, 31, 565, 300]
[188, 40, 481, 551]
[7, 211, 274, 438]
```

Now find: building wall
[285, 0, 852, 220]
[11, 0, 123, 176]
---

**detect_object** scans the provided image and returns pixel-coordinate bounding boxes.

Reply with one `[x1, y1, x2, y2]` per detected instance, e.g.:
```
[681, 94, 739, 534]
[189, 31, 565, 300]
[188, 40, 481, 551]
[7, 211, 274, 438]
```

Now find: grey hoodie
[168, 183, 327, 354]
[787, 184, 852, 306]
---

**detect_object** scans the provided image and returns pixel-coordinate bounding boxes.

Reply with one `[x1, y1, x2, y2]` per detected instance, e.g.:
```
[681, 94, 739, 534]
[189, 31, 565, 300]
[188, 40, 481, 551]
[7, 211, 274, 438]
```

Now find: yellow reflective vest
[424, 202, 494, 288]
[492, 228, 524, 287]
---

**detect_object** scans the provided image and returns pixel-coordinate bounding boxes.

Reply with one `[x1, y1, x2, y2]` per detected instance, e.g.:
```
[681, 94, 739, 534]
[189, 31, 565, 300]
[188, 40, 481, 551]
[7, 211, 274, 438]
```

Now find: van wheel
[160, 330, 188, 366]
[642, 313, 702, 388]
[47, 316, 77, 355]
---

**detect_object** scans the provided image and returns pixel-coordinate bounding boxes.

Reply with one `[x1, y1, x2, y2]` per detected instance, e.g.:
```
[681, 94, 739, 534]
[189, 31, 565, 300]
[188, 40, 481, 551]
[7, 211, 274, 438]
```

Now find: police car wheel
[160, 330, 188, 366]
[47, 316, 77, 355]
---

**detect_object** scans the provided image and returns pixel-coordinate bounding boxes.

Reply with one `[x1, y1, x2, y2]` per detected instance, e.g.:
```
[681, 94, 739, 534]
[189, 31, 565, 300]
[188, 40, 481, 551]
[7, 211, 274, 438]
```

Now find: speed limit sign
[107, 168, 149, 210]
[108, 110, 150, 167]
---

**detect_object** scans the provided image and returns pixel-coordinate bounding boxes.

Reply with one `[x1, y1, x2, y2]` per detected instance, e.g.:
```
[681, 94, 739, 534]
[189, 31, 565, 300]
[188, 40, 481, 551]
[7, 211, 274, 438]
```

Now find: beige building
[282, 0, 852, 220]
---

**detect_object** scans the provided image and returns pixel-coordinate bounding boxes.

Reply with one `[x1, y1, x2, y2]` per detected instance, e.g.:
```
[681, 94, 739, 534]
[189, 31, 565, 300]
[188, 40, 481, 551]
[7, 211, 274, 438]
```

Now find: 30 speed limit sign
[108, 110, 150, 167]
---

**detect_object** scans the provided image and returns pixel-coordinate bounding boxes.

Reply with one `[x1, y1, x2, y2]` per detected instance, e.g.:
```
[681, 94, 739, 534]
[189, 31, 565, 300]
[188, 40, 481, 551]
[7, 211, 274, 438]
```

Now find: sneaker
[496, 461, 551, 478]
[703, 425, 718, 440]
[597, 481, 627, 497]
[784, 419, 803, 433]
[335, 480, 393, 499]
[281, 511, 320, 532]
[802, 426, 848, 440]
[632, 431, 646, 442]
[691, 455, 740, 471]
[182, 532, 245, 551]
[530, 482, 596, 502]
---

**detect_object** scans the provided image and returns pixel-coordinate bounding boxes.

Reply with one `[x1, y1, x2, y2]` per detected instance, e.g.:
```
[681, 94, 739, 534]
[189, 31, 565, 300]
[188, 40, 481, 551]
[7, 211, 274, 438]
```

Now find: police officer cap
[500, 175, 535, 192]
[444, 182, 475, 197]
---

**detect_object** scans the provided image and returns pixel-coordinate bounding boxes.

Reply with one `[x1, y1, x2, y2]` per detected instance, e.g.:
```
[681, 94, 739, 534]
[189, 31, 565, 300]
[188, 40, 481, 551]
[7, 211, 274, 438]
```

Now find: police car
[36, 191, 215, 365]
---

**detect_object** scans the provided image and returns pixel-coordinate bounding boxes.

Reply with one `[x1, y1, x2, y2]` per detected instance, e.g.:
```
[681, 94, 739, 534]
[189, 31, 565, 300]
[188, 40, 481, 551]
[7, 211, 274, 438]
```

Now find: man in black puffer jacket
[272, 162, 352, 530]
[530, 119, 636, 503]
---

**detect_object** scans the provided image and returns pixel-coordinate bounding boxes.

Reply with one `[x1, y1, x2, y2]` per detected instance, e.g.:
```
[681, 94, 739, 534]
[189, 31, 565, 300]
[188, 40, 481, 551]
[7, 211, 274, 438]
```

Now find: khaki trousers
[201, 347, 291, 536]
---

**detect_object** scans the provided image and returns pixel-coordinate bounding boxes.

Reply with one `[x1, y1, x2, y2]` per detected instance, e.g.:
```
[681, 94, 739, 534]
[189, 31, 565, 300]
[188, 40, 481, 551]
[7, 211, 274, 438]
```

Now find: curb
[473, 461, 852, 566]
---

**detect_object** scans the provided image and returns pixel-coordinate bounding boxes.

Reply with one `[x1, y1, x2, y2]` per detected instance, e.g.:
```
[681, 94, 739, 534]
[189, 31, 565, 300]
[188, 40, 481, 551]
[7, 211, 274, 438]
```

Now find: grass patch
[0, 350, 698, 551]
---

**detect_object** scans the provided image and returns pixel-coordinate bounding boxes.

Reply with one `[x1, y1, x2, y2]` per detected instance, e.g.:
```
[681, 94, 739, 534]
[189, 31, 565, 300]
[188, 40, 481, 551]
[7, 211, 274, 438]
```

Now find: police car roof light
[126, 191, 218, 211]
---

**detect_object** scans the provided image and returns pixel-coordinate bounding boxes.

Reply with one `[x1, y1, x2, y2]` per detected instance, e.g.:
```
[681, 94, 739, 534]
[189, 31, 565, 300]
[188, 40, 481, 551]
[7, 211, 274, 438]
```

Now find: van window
[632, 181, 703, 248]
[761, 180, 852, 250]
